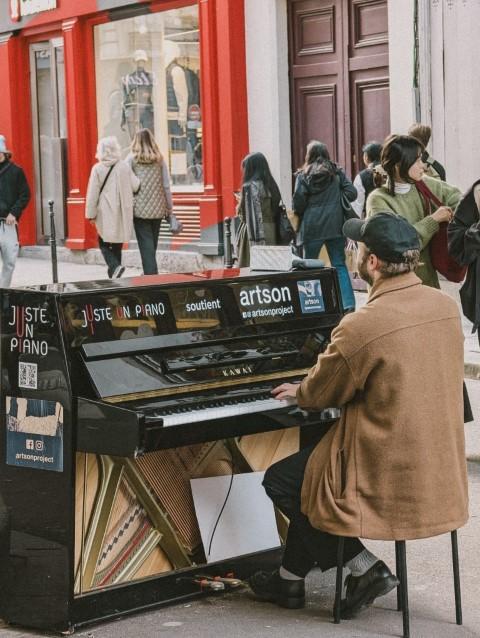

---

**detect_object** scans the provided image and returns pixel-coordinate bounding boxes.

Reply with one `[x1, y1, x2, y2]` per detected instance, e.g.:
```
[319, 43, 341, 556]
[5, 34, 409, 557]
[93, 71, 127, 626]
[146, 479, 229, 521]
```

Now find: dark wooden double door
[288, 0, 390, 178]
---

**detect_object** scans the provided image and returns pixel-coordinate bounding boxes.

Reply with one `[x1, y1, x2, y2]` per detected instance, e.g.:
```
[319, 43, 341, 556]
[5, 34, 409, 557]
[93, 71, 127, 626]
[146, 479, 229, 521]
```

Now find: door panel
[350, 0, 388, 55]
[294, 77, 338, 164]
[30, 39, 68, 243]
[348, 0, 389, 173]
[289, 0, 346, 171]
[288, 0, 389, 178]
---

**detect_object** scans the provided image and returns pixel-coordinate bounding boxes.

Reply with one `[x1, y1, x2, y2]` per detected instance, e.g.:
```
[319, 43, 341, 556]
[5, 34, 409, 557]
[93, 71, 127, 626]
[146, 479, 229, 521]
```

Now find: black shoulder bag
[277, 200, 296, 245]
[98, 164, 115, 198]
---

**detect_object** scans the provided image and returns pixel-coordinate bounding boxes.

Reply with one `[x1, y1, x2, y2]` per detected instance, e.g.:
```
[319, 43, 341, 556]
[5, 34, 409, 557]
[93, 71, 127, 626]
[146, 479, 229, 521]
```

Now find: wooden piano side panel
[74, 453, 99, 594]
[236, 427, 300, 471]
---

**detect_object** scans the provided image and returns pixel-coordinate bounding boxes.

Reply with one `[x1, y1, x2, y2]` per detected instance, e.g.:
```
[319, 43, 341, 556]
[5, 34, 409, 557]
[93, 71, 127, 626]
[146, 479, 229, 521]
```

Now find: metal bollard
[224, 217, 233, 268]
[48, 200, 58, 284]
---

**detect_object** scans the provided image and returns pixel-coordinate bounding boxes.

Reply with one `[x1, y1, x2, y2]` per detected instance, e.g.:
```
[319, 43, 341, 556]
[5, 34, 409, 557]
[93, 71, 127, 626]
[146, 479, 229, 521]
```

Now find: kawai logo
[10, 0, 57, 21]
[221, 365, 253, 377]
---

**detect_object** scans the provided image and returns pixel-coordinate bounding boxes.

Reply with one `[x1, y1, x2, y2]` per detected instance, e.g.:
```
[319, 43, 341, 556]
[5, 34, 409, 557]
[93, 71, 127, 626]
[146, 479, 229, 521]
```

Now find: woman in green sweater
[366, 134, 461, 288]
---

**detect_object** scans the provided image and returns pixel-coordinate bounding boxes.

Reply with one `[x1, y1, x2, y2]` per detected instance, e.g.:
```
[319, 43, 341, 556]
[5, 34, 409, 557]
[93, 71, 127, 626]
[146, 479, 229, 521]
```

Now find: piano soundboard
[0, 267, 344, 632]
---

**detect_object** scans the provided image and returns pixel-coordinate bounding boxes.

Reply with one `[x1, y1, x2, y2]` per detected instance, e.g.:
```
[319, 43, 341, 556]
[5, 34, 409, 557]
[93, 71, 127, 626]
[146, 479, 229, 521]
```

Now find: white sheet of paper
[190, 471, 281, 563]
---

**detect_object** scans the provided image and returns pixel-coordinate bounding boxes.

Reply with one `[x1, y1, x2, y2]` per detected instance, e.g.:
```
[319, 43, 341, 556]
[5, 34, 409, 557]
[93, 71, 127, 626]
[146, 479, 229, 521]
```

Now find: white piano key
[160, 397, 296, 427]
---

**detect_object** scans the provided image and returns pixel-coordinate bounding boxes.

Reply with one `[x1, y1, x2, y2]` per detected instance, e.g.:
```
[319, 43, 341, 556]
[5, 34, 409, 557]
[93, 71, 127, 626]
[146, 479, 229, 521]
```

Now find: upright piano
[0, 267, 344, 632]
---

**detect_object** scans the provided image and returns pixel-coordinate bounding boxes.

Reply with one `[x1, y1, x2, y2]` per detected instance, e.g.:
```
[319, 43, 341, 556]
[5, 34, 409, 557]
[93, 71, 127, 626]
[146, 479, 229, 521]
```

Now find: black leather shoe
[249, 570, 305, 609]
[340, 560, 399, 618]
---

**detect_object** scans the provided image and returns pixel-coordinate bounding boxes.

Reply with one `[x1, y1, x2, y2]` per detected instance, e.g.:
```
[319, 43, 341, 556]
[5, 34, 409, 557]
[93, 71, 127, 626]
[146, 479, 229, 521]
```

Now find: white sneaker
[113, 266, 125, 278]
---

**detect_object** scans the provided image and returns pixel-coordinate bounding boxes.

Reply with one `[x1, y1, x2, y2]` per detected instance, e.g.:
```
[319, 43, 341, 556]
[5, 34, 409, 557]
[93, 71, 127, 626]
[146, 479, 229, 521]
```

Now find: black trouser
[133, 217, 162, 275]
[263, 445, 365, 578]
[98, 236, 122, 278]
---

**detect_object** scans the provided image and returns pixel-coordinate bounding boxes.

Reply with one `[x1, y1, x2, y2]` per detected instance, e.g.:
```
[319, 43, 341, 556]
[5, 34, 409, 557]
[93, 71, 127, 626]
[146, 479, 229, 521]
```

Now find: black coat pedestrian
[448, 178, 480, 331]
[0, 159, 30, 220]
[292, 165, 356, 243]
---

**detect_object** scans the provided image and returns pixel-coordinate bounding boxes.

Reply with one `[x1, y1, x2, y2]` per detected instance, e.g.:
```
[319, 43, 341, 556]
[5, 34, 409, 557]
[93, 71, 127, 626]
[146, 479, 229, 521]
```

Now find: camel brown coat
[298, 272, 468, 540]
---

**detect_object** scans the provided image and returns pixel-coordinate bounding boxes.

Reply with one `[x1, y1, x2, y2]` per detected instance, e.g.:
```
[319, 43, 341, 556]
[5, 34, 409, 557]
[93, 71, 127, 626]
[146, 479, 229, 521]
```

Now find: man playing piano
[249, 212, 468, 617]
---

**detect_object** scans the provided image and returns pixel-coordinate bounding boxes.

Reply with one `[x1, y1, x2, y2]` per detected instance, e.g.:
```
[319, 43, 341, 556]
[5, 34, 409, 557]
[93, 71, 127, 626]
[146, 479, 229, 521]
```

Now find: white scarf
[394, 182, 412, 195]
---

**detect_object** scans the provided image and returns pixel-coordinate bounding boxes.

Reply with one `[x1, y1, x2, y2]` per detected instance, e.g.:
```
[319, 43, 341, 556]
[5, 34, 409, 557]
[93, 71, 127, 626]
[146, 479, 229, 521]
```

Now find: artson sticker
[6, 397, 63, 472]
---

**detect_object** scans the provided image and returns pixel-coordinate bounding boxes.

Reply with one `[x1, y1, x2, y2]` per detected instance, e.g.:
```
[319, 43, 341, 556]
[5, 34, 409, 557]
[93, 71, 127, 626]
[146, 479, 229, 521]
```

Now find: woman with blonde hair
[129, 128, 173, 275]
[85, 136, 139, 278]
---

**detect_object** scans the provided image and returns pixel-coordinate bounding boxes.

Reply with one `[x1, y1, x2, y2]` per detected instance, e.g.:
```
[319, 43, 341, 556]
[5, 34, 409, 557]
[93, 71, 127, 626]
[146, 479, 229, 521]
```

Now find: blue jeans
[304, 237, 355, 311]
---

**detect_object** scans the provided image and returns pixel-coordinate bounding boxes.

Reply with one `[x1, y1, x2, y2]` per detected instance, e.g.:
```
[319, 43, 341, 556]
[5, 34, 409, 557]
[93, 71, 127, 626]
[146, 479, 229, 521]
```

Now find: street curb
[19, 246, 224, 272]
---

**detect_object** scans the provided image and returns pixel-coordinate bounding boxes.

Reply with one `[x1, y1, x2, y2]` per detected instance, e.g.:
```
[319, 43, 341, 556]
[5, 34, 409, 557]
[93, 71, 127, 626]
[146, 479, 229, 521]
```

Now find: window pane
[94, 6, 202, 191]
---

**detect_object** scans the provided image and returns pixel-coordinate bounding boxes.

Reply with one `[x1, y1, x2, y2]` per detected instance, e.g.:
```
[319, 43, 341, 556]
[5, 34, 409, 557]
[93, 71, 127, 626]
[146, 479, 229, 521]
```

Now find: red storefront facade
[0, 0, 249, 256]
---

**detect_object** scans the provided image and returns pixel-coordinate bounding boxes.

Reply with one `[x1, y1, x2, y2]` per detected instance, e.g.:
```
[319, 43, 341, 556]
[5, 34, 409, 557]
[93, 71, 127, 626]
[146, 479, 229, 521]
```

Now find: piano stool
[333, 530, 463, 638]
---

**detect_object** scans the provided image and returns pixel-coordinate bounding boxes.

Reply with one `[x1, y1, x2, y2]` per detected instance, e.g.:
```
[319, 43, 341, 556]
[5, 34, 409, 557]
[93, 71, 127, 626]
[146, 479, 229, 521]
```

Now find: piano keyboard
[141, 389, 340, 427]
[160, 396, 296, 427]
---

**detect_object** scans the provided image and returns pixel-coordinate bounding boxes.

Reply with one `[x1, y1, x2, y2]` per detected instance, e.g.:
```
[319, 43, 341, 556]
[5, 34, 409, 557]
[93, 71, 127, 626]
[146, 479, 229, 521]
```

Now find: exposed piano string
[75, 429, 300, 593]
[92, 478, 161, 588]
[135, 441, 233, 554]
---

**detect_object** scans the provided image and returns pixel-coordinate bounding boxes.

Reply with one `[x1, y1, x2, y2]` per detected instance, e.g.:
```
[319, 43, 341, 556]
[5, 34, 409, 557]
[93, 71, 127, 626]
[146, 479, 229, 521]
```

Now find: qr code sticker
[18, 362, 38, 390]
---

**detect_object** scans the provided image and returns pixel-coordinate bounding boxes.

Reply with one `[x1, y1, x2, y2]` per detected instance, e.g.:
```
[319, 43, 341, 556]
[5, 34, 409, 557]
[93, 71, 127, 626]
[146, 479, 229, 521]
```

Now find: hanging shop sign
[10, 0, 57, 21]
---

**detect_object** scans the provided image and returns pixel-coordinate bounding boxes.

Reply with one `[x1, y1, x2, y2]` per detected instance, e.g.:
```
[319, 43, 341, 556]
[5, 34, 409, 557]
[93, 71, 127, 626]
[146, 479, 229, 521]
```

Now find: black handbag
[278, 201, 296, 245]
[340, 190, 358, 221]
[336, 174, 358, 221]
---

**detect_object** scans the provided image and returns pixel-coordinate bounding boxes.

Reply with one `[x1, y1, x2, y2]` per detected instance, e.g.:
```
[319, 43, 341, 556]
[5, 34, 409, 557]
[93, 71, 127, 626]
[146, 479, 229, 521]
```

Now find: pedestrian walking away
[292, 140, 357, 311]
[249, 212, 468, 619]
[351, 141, 382, 218]
[0, 134, 30, 287]
[235, 152, 284, 267]
[448, 176, 480, 338]
[128, 128, 173, 275]
[85, 136, 139, 279]
[367, 134, 461, 288]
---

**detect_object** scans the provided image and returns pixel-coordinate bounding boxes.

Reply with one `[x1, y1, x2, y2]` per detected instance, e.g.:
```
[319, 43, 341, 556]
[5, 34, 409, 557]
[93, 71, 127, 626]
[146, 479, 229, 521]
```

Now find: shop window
[94, 6, 202, 191]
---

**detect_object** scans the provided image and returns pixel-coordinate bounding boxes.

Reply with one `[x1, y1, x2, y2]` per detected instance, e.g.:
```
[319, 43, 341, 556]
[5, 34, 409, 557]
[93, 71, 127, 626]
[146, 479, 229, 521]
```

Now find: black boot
[249, 570, 305, 609]
[340, 560, 399, 618]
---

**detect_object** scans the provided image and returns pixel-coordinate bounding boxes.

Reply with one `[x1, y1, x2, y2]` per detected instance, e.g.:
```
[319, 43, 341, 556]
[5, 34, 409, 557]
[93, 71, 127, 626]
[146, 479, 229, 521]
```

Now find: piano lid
[17, 268, 246, 294]
[57, 269, 341, 351]
[55, 268, 342, 400]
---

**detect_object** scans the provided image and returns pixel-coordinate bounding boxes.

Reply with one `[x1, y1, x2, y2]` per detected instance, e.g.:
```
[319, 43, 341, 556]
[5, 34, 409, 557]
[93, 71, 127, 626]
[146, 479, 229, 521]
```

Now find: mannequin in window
[121, 50, 154, 139]
[165, 44, 188, 152]
[165, 44, 201, 183]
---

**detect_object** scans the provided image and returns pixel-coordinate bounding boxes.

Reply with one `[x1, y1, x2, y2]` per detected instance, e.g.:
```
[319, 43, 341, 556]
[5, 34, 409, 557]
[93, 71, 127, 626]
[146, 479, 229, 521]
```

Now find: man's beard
[358, 252, 373, 285]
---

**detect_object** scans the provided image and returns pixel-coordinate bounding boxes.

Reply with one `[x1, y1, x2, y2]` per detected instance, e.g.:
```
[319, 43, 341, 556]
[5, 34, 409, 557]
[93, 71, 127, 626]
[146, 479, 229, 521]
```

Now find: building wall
[388, 0, 480, 192]
[244, 0, 293, 205]
[387, 0, 416, 136]
[430, 0, 480, 191]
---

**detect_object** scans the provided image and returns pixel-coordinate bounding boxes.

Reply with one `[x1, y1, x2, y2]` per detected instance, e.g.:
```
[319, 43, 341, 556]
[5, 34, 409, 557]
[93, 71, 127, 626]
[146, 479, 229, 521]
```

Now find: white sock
[279, 566, 304, 581]
[345, 549, 379, 577]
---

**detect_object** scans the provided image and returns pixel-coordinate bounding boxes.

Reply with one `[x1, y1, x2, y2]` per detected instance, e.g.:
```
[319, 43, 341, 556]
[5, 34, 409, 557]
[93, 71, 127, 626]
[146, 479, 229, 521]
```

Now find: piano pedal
[176, 576, 225, 592]
[195, 573, 243, 589]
